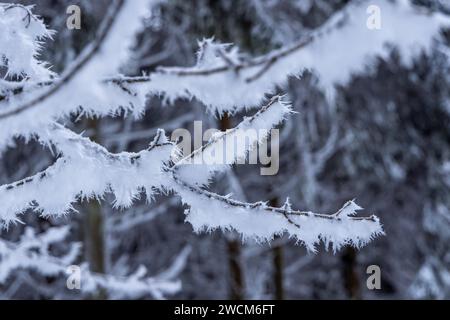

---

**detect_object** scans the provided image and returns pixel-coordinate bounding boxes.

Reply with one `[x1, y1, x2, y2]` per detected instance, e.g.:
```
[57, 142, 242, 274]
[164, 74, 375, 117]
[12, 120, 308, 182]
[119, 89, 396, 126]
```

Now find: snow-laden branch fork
[4, 0, 449, 253]
[0, 96, 383, 251]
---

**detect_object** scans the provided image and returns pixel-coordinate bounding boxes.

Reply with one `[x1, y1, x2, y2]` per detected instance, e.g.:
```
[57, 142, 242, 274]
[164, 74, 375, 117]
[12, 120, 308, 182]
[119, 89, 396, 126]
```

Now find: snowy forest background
[0, 0, 449, 299]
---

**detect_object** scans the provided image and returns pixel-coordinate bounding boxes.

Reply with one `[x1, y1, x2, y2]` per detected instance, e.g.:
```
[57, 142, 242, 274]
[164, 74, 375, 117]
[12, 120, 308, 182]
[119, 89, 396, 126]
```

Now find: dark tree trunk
[272, 245, 284, 300]
[84, 201, 106, 274]
[269, 197, 284, 300]
[227, 239, 245, 300]
[220, 114, 246, 300]
[341, 247, 361, 299]
[83, 118, 107, 299]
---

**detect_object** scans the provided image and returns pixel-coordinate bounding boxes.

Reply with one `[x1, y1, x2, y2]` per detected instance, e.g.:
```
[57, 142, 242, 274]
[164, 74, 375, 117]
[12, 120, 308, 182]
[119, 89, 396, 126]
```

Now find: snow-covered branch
[3, 0, 447, 119]
[0, 0, 124, 119]
[0, 226, 80, 283]
[0, 227, 188, 299]
[0, 125, 172, 226]
[0, 0, 154, 150]
[172, 96, 292, 185]
[0, 3, 55, 81]
[127, 0, 450, 113]
[165, 96, 383, 251]
[171, 173, 383, 252]
[79, 246, 191, 299]
[1, 95, 289, 225]
[0, 95, 383, 251]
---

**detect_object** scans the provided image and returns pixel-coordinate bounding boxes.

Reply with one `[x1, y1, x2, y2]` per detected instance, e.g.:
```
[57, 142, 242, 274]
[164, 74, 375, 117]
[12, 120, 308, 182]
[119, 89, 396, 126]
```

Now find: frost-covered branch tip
[158, 97, 382, 251]
[171, 173, 383, 252]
